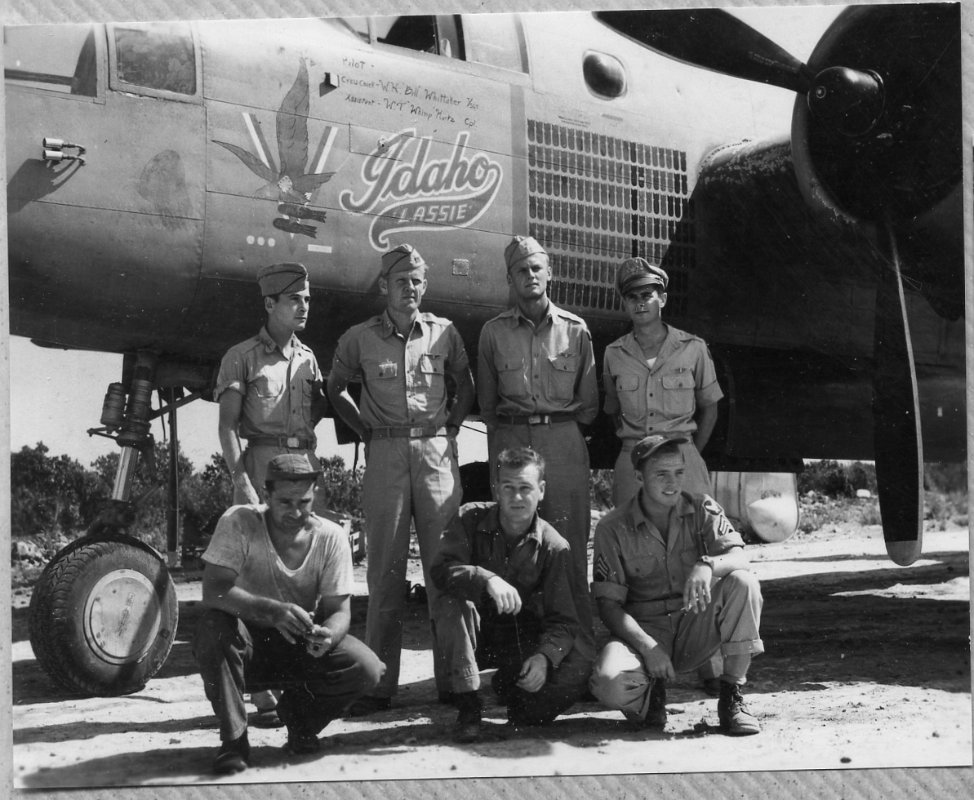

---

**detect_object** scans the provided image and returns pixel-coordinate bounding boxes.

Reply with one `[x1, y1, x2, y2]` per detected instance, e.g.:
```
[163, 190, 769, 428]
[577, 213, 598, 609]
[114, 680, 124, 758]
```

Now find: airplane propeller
[596, 8, 816, 94]
[596, 6, 962, 564]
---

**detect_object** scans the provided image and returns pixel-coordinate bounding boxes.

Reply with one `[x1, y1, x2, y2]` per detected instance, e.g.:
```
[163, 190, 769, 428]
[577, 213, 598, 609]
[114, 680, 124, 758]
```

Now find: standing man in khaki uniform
[603, 257, 722, 506]
[215, 261, 329, 726]
[477, 235, 598, 657]
[327, 243, 475, 714]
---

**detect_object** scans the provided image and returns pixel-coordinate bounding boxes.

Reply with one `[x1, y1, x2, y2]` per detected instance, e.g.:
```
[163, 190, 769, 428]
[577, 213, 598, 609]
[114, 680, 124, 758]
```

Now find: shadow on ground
[12, 547, 970, 705]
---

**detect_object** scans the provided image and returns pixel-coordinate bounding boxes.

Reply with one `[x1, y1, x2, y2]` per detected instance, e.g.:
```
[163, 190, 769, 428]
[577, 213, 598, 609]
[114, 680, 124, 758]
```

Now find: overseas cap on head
[265, 453, 323, 482]
[616, 257, 668, 296]
[380, 243, 427, 278]
[631, 433, 689, 470]
[257, 262, 309, 297]
[504, 235, 547, 270]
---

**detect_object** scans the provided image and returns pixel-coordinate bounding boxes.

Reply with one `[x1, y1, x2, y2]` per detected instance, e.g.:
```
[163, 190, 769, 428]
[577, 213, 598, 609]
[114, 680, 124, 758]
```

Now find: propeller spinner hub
[808, 66, 884, 138]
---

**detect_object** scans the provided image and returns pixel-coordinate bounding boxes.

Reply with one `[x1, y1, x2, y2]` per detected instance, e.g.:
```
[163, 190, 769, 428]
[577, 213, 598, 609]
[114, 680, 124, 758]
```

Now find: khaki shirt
[592, 492, 744, 617]
[603, 326, 722, 442]
[215, 327, 322, 440]
[477, 303, 598, 425]
[331, 310, 469, 429]
[431, 503, 580, 668]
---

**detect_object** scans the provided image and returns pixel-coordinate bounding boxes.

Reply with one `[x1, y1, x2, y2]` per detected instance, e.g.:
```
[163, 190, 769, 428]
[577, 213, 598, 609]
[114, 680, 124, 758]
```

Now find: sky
[5, 4, 841, 472]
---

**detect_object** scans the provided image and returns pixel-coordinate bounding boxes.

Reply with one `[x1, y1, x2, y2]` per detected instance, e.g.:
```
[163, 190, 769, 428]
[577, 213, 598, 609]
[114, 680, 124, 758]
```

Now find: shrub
[798, 460, 878, 498]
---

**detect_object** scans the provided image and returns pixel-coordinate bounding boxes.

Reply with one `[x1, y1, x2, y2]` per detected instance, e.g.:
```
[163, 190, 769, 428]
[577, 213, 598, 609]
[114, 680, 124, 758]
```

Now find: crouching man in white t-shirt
[195, 453, 385, 774]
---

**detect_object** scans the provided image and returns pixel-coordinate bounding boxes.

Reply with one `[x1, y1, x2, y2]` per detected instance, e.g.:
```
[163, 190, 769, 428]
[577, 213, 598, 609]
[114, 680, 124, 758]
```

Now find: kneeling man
[589, 435, 763, 735]
[431, 448, 593, 742]
[195, 454, 385, 773]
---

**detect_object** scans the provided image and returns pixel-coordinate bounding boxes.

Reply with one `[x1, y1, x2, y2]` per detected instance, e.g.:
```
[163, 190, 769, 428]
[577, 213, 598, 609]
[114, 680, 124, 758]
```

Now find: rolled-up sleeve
[445, 324, 470, 380]
[591, 518, 629, 605]
[214, 348, 247, 402]
[694, 343, 723, 408]
[330, 329, 363, 384]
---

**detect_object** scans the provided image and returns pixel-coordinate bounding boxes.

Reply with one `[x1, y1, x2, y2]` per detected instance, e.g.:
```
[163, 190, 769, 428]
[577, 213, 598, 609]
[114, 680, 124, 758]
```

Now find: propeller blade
[595, 9, 814, 93]
[872, 220, 924, 566]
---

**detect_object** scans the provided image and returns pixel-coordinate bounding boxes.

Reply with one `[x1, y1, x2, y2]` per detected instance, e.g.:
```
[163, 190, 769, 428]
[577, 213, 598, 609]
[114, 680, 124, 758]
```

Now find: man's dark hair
[496, 447, 546, 481]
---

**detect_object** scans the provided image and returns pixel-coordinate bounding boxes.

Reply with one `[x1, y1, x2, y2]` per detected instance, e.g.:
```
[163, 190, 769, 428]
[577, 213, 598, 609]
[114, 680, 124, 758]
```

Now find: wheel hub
[83, 569, 162, 665]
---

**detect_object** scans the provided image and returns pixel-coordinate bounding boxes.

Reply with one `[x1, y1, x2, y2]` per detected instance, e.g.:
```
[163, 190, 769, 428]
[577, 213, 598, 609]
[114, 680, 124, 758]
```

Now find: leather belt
[245, 435, 316, 449]
[368, 425, 447, 440]
[627, 597, 687, 616]
[496, 412, 577, 426]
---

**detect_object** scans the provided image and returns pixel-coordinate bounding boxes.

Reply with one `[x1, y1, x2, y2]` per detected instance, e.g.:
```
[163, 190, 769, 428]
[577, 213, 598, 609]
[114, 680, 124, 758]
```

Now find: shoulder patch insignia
[593, 552, 610, 583]
[703, 497, 725, 516]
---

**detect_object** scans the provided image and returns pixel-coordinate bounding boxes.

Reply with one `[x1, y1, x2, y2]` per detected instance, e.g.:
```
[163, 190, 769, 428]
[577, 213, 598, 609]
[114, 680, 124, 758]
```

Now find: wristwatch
[697, 555, 716, 571]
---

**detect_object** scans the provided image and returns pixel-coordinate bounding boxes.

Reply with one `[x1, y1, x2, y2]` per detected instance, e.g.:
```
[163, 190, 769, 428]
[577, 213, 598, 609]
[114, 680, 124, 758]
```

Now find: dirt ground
[9, 521, 972, 791]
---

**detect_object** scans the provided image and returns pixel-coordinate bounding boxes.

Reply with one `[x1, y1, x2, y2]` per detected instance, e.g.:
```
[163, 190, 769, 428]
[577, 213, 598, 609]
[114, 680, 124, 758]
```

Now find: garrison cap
[631, 433, 688, 470]
[258, 262, 309, 297]
[380, 243, 427, 278]
[265, 453, 323, 482]
[504, 235, 547, 270]
[616, 257, 668, 295]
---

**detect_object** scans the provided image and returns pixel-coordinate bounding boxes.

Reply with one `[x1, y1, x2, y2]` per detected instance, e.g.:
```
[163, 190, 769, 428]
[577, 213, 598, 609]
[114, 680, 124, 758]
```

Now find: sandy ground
[10, 522, 972, 790]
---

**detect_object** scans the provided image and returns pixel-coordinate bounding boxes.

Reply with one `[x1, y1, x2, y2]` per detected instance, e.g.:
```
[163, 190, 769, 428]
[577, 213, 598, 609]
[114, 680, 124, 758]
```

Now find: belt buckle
[527, 414, 542, 425]
[286, 436, 300, 448]
[408, 426, 424, 438]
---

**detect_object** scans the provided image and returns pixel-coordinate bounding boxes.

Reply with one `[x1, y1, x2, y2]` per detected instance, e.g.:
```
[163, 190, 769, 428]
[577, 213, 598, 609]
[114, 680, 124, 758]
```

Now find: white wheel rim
[83, 568, 163, 665]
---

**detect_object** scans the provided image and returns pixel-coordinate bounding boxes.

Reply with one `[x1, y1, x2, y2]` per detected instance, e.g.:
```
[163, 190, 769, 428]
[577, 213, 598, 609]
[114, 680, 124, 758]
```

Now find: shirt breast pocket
[366, 359, 399, 380]
[661, 372, 695, 416]
[546, 354, 578, 403]
[624, 553, 661, 592]
[250, 374, 286, 423]
[615, 374, 644, 422]
[497, 358, 527, 400]
[252, 375, 285, 399]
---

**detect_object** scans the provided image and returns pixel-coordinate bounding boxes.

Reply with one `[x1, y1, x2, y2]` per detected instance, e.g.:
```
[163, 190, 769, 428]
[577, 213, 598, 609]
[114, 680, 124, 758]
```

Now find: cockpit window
[3, 24, 98, 96]
[462, 14, 527, 72]
[114, 22, 196, 95]
[372, 15, 462, 58]
[332, 14, 525, 72]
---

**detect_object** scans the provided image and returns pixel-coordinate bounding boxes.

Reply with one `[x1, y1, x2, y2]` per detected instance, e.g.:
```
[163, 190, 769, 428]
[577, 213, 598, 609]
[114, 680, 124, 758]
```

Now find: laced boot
[717, 681, 761, 735]
[452, 690, 483, 743]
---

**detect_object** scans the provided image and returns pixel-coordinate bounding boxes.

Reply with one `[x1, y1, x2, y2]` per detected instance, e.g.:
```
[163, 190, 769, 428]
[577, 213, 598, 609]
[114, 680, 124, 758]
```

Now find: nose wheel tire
[28, 536, 178, 696]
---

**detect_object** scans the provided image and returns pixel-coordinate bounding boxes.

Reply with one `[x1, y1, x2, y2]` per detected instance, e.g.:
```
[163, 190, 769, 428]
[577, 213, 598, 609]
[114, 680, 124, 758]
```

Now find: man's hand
[272, 602, 315, 644]
[640, 644, 675, 680]
[516, 654, 549, 693]
[486, 576, 522, 615]
[304, 624, 334, 658]
[682, 563, 713, 614]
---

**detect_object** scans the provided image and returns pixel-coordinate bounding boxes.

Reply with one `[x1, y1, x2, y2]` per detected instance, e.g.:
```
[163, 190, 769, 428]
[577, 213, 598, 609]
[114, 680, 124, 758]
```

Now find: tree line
[10, 441, 364, 559]
[11, 443, 966, 562]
